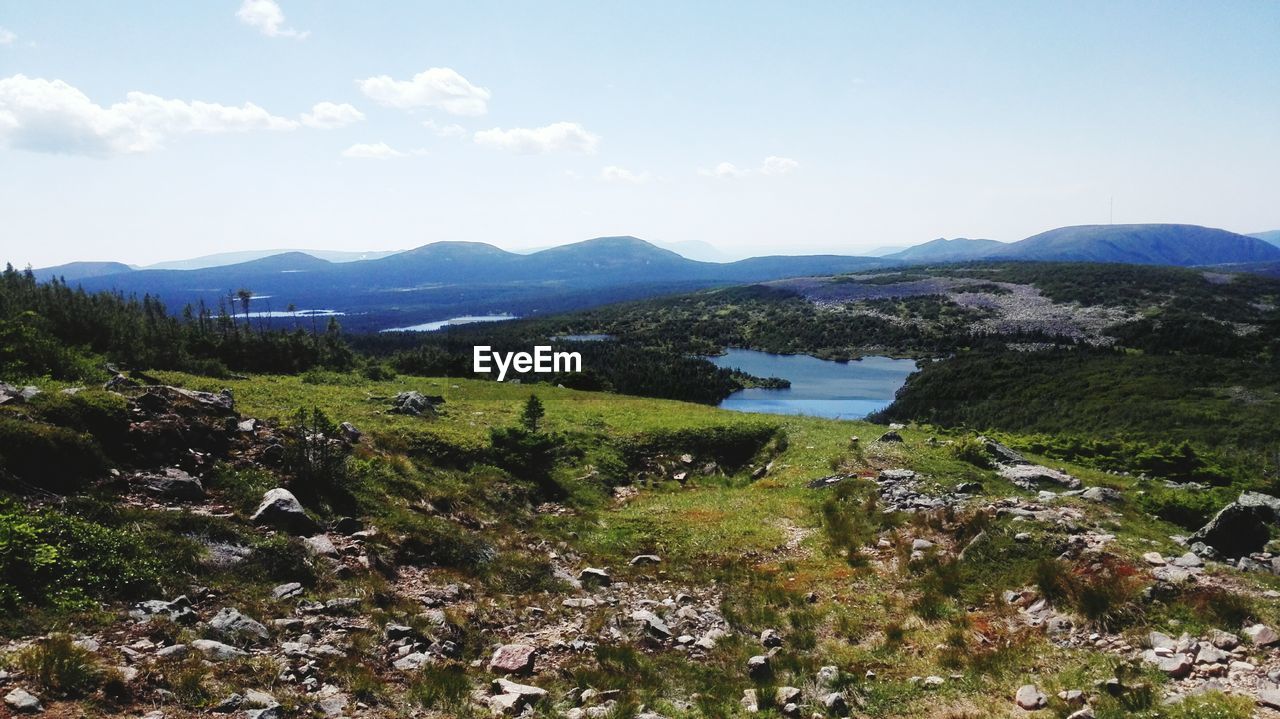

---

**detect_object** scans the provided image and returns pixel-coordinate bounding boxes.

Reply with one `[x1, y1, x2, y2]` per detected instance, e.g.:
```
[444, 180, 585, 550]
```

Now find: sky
[1, 1, 1278, 268]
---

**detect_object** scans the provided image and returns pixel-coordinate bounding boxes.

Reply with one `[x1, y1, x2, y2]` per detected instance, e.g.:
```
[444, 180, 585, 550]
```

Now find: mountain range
[27, 223, 1280, 331]
[883, 224, 1280, 265]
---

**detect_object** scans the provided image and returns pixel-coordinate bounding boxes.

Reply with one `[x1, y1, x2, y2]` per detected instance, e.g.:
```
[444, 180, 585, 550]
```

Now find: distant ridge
[143, 248, 401, 271]
[31, 261, 135, 283]
[1249, 230, 1280, 248]
[885, 224, 1280, 266]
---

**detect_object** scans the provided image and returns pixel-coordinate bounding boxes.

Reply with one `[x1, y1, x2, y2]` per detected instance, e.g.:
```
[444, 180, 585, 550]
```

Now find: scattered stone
[877, 430, 903, 443]
[333, 516, 364, 535]
[4, 688, 42, 714]
[922, 676, 945, 689]
[209, 607, 270, 641]
[191, 639, 248, 661]
[141, 467, 206, 501]
[578, 567, 611, 586]
[272, 582, 303, 600]
[1015, 684, 1047, 710]
[821, 692, 848, 715]
[393, 653, 434, 671]
[629, 554, 661, 566]
[339, 422, 362, 442]
[998, 464, 1082, 490]
[1142, 552, 1166, 566]
[1081, 486, 1120, 503]
[1244, 623, 1280, 647]
[760, 629, 783, 648]
[631, 610, 672, 639]
[746, 655, 771, 681]
[302, 534, 339, 558]
[251, 488, 319, 535]
[489, 644, 537, 674]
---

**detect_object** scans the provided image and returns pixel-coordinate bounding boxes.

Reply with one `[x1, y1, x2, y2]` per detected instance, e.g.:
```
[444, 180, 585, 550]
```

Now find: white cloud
[474, 122, 599, 154]
[600, 165, 651, 183]
[761, 155, 799, 175]
[301, 101, 364, 129]
[0, 74, 298, 157]
[698, 161, 747, 179]
[0, 27, 16, 46]
[423, 118, 466, 138]
[359, 68, 490, 116]
[700, 156, 799, 178]
[236, 0, 308, 39]
[341, 142, 407, 159]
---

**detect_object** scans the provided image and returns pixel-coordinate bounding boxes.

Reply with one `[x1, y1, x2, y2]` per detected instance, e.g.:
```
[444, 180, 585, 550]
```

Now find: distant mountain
[862, 245, 910, 257]
[32, 261, 135, 283]
[886, 224, 1280, 266]
[886, 238, 1006, 263]
[142, 248, 401, 271]
[1249, 230, 1280, 248]
[62, 236, 891, 331]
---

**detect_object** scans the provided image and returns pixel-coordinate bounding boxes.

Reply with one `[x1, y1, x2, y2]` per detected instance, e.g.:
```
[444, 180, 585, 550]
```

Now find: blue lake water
[706, 348, 917, 420]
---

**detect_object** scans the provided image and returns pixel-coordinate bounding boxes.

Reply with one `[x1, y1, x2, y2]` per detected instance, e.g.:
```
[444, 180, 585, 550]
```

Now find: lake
[705, 348, 917, 420]
[382, 314, 518, 332]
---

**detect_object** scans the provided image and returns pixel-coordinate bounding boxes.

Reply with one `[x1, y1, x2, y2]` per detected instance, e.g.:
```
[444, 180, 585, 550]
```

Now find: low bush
[0, 416, 107, 493]
[0, 502, 168, 612]
[14, 634, 102, 698]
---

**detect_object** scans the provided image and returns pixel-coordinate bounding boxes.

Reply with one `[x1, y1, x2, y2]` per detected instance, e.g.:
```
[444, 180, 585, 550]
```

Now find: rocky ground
[3, 378, 1280, 718]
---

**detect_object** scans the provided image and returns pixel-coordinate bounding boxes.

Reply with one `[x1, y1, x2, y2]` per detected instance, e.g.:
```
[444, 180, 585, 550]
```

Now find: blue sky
[1, 1, 1278, 267]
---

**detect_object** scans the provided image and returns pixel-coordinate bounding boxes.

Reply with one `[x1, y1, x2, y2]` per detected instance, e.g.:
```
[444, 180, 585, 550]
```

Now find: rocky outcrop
[1190, 491, 1280, 557]
[251, 488, 319, 535]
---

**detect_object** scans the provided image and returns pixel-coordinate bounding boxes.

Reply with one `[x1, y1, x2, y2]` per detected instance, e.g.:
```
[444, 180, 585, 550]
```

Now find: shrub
[0, 417, 107, 493]
[0, 502, 167, 611]
[15, 634, 102, 698]
[31, 390, 130, 459]
[948, 435, 991, 468]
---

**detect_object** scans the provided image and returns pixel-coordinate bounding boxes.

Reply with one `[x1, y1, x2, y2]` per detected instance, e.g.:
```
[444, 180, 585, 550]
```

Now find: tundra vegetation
[0, 262, 1278, 718]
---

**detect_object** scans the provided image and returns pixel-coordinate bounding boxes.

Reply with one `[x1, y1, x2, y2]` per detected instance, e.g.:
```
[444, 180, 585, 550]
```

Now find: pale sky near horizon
[1, 1, 1278, 268]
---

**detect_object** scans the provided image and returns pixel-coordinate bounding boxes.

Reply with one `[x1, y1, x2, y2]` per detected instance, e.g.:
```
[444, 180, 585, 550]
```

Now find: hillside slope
[886, 224, 1280, 266]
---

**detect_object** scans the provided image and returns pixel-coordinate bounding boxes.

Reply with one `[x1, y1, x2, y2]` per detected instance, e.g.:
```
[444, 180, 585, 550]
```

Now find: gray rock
[631, 609, 671, 638]
[1191, 494, 1277, 557]
[1081, 486, 1120, 503]
[1015, 684, 1047, 710]
[154, 643, 191, 660]
[747, 655, 771, 681]
[271, 582, 303, 600]
[393, 653, 434, 671]
[4, 688, 42, 713]
[629, 554, 661, 566]
[877, 430, 903, 443]
[339, 421, 362, 442]
[389, 391, 441, 416]
[142, 468, 206, 501]
[760, 628, 783, 648]
[302, 535, 339, 557]
[820, 692, 848, 715]
[191, 639, 248, 661]
[578, 567, 611, 586]
[998, 464, 1082, 490]
[1244, 623, 1280, 647]
[209, 607, 269, 641]
[251, 488, 318, 535]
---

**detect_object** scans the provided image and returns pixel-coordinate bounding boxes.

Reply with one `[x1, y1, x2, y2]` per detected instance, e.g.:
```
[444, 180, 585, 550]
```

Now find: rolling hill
[1250, 230, 1280, 248]
[53, 236, 892, 331]
[885, 224, 1280, 266]
[31, 261, 136, 283]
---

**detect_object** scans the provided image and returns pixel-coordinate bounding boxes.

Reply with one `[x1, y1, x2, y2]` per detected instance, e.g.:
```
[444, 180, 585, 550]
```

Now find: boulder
[141, 468, 206, 501]
[4, 688, 42, 714]
[820, 692, 848, 715]
[272, 582, 303, 600]
[1190, 493, 1279, 557]
[1244, 623, 1280, 647]
[979, 436, 1027, 464]
[631, 609, 672, 639]
[1015, 684, 1047, 710]
[760, 628, 783, 648]
[302, 535, 339, 558]
[389, 391, 441, 416]
[577, 567, 611, 586]
[339, 422, 362, 443]
[629, 554, 661, 566]
[191, 639, 248, 661]
[877, 430, 903, 443]
[1081, 486, 1121, 503]
[998, 464, 1082, 490]
[747, 655, 771, 681]
[251, 488, 319, 535]
[209, 607, 270, 641]
[489, 644, 537, 674]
